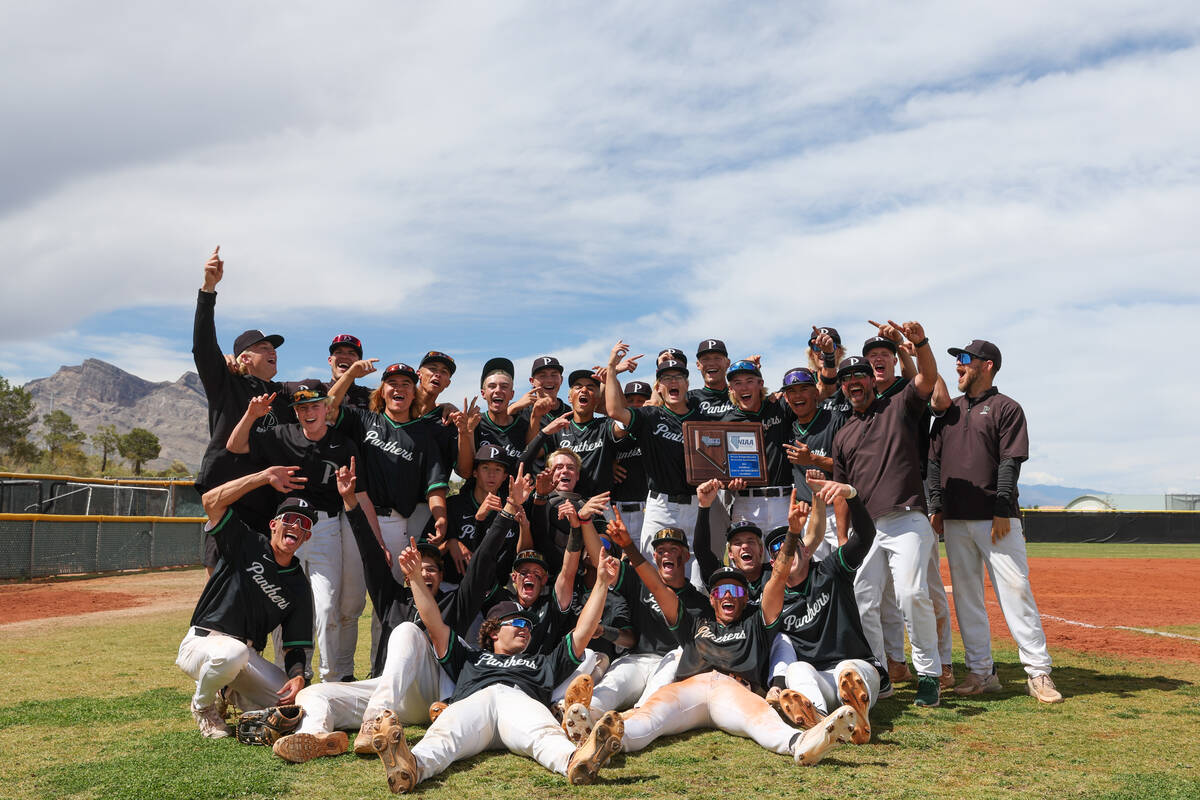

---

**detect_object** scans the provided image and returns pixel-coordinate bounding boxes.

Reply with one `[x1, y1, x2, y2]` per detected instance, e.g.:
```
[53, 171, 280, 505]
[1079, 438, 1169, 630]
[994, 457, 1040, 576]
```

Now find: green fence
[0, 516, 207, 580]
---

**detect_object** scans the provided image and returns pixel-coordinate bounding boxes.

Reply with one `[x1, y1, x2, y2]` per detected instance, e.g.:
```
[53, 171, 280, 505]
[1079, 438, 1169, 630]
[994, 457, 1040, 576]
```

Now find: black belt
[650, 491, 693, 504]
[374, 505, 401, 517]
[193, 626, 252, 647]
[736, 486, 789, 498]
[616, 501, 644, 512]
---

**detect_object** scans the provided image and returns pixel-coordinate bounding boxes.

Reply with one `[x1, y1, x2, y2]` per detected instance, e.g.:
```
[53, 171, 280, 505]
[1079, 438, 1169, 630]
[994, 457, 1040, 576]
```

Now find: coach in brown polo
[927, 340, 1060, 703]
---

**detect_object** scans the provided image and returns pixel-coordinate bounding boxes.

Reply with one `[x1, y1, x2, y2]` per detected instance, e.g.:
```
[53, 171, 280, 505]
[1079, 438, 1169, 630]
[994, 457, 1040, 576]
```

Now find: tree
[119, 428, 161, 475]
[0, 375, 37, 460]
[91, 424, 121, 472]
[42, 410, 86, 452]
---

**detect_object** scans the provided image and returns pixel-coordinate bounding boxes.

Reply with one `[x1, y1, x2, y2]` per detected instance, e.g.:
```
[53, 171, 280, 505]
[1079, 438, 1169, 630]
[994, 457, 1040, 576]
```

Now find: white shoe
[191, 702, 232, 739]
[793, 706, 858, 766]
[1027, 674, 1063, 704]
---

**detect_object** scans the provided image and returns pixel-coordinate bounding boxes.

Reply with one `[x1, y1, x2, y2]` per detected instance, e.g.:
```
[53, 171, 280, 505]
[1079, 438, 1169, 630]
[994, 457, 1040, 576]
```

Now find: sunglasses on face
[768, 540, 783, 557]
[500, 618, 531, 629]
[275, 512, 313, 532]
[956, 353, 974, 365]
[710, 584, 748, 599]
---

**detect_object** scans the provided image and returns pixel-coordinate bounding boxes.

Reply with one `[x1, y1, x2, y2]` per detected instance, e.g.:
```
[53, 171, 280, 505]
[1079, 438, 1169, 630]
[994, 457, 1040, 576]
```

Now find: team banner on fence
[682, 421, 768, 486]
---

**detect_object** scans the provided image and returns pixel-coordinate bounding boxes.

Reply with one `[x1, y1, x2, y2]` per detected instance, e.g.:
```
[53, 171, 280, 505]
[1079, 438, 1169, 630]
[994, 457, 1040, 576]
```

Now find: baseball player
[929, 340, 1061, 703]
[328, 334, 371, 411]
[512, 356, 570, 424]
[325, 360, 449, 582]
[603, 506, 860, 766]
[437, 444, 524, 587]
[455, 357, 535, 477]
[763, 474, 885, 744]
[367, 545, 624, 791]
[271, 459, 531, 762]
[226, 387, 374, 683]
[781, 366, 848, 560]
[831, 320, 945, 707]
[176, 465, 315, 738]
[688, 338, 735, 419]
[408, 350, 459, 536]
[609, 380, 652, 538]
[722, 359, 799, 531]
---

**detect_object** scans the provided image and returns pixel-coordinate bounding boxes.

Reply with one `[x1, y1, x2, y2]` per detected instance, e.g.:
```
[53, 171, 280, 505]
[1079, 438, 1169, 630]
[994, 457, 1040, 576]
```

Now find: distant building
[1064, 493, 1200, 511]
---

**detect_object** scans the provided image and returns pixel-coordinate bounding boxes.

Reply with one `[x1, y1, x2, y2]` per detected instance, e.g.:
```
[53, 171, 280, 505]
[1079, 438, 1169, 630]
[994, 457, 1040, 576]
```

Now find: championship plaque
[682, 421, 768, 487]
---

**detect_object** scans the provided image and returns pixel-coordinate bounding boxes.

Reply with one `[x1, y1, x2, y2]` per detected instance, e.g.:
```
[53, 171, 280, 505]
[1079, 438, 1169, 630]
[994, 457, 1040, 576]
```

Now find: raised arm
[762, 490, 807, 625]
[603, 341, 634, 426]
[201, 465, 305, 525]
[225, 392, 276, 454]
[807, 478, 875, 568]
[453, 396, 481, 477]
[192, 247, 228, 396]
[327, 358, 378, 409]
[607, 508, 679, 626]
[891, 319, 936, 399]
[802, 470, 827, 553]
[692, 479, 724, 578]
[570, 552, 620, 660]
[398, 545, 452, 657]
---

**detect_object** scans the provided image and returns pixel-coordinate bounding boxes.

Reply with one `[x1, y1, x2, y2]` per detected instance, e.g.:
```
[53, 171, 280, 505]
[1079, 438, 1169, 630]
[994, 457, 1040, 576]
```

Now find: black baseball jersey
[247, 425, 361, 514]
[412, 408, 459, 474]
[692, 506, 772, 597]
[474, 412, 532, 465]
[524, 417, 620, 497]
[688, 386, 734, 420]
[722, 398, 797, 486]
[625, 405, 696, 496]
[334, 407, 448, 516]
[610, 433, 648, 502]
[821, 388, 851, 415]
[777, 553, 875, 670]
[568, 579, 631, 659]
[613, 562, 709, 656]
[482, 588, 572, 656]
[343, 383, 372, 412]
[430, 485, 517, 586]
[347, 504, 517, 678]
[440, 632, 584, 705]
[788, 407, 848, 503]
[190, 509, 314, 652]
[519, 397, 571, 430]
[672, 604, 781, 692]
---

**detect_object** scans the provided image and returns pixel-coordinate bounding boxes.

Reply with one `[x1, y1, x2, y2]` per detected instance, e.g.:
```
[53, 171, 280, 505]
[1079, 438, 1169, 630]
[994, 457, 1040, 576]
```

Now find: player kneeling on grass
[176, 466, 316, 738]
[764, 472, 884, 745]
[604, 504, 860, 766]
[365, 543, 626, 792]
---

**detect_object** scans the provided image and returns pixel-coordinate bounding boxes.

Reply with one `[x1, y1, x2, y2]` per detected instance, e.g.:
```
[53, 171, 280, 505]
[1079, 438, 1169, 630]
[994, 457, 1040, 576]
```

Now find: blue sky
[2, 2, 1198, 493]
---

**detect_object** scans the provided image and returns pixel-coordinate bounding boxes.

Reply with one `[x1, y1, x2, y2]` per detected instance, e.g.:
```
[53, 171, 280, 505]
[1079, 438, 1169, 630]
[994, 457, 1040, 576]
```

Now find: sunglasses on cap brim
[500, 617, 532, 629]
[710, 583, 748, 599]
[275, 512, 313, 532]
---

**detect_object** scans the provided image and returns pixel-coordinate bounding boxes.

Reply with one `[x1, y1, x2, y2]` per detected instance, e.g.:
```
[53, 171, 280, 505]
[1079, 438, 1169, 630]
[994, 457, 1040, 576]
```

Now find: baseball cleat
[1027, 674, 1063, 704]
[778, 689, 823, 729]
[954, 671, 1002, 696]
[567, 710, 624, 785]
[191, 701, 233, 739]
[428, 701, 448, 723]
[888, 658, 914, 683]
[372, 710, 418, 794]
[940, 665, 956, 690]
[564, 673, 594, 709]
[272, 732, 348, 762]
[562, 702, 596, 745]
[792, 706, 858, 766]
[914, 675, 941, 708]
[837, 668, 873, 744]
[764, 685, 783, 709]
[354, 716, 379, 755]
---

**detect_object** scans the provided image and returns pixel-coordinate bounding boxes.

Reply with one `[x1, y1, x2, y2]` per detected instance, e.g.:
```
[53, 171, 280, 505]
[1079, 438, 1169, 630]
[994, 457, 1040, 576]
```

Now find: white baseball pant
[727, 491, 792, 536]
[295, 510, 367, 682]
[943, 518, 1052, 678]
[639, 494, 706, 590]
[784, 659, 881, 715]
[927, 537, 954, 669]
[176, 628, 289, 710]
[590, 648, 682, 713]
[853, 510, 942, 677]
[613, 501, 645, 550]
[411, 684, 577, 782]
[622, 671, 796, 755]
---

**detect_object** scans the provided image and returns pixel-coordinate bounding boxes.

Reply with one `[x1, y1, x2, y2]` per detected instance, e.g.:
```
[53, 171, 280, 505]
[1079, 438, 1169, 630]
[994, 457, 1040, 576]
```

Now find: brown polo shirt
[929, 387, 1029, 520]
[832, 381, 929, 519]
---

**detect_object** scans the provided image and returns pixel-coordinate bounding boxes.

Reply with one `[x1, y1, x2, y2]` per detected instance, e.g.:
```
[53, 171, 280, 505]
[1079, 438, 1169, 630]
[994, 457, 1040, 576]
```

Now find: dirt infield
[2, 560, 1198, 662]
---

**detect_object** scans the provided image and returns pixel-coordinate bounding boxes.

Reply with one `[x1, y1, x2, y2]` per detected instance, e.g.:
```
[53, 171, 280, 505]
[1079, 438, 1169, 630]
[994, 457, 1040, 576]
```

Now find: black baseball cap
[473, 443, 512, 470]
[656, 359, 689, 379]
[234, 329, 284, 357]
[836, 356, 874, 380]
[289, 385, 327, 406]
[658, 347, 686, 363]
[726, 359, 761, 380]
[651, 527, 690, 550]
[415, 541, 444, 566]
[624, 380, 653, 398]
[274, 496, 318, 523]
[481, 357, 515, 386]
[862, 336, 898, 356]
[726, 519, 763, 541]
[486, 600, 535, 623]
[697, 338, 728, 357]
[706, 565, 750, 592]
[328, 334, 363, 358]
[513, 550, 549, 571]
[948, 340, 1002, 371]
[381, 362, 419, 383]
[765, 526, 791, 559]
[809, 327, 842, 346]
[420, 351, 456, 375]
[530, 356, 564, 377]
[568, 369, 601, 388]
[780, 367, 817, 389]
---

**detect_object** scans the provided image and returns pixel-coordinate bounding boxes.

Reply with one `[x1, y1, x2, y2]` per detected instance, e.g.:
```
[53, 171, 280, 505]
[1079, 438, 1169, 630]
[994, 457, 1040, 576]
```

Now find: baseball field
[2, 542, 1198, 800]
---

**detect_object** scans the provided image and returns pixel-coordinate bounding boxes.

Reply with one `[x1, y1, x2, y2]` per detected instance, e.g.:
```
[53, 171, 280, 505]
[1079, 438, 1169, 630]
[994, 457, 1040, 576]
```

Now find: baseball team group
[179, 247, 1061, 792]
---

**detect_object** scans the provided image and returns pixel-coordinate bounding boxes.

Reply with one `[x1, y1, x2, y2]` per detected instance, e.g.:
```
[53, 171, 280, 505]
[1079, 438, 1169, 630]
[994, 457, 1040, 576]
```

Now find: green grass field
[2, 544, 1198, 800]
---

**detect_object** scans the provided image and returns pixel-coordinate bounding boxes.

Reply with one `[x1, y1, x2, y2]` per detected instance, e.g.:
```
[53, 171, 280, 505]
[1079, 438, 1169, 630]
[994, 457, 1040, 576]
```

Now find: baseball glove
[235, 705, 304, 746]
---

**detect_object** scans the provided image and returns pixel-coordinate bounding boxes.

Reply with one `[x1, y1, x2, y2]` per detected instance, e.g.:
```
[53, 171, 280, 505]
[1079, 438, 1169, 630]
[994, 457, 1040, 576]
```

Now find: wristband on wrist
[821, 352, 835, 368]
[820, 374, 838, 385]
[499, 509, 516, 521]
[534, 492, 550, 502]
[915, 337, 929, 349]
[620, 542, 645, 567]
